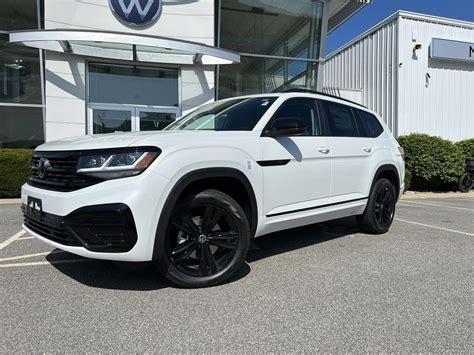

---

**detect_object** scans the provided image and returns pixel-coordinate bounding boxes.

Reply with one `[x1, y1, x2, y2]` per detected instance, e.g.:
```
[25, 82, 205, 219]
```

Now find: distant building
[322, 11, 474, 141]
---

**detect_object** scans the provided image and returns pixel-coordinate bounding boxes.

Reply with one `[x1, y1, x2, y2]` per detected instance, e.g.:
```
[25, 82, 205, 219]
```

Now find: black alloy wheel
[161, 189, 250, 288]
[374, 184, 395, 229]
[357, 178, 397, 234]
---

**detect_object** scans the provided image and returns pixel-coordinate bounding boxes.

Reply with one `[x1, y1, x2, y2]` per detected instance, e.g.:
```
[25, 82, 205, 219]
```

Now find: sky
[326, 0, 474, 55]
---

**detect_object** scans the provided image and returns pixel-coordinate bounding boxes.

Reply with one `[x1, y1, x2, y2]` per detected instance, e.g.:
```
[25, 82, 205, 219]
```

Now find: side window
[357, 109, 384, 137]
[273, 98, 321, 136]
[323, 101, 359, 137]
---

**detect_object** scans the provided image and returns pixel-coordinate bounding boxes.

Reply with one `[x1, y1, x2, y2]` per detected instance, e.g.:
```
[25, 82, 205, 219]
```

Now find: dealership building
[322, 11, 474, 142]
[1, 0, 371, 148]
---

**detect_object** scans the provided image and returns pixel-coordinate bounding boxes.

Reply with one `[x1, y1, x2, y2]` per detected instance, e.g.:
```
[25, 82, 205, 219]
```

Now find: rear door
[260, 97, 332, 217]
[319, 99, 373, 201]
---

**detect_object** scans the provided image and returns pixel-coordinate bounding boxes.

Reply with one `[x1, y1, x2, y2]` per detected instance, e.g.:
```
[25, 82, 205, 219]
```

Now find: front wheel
[357, 178, 397, 234]
[458, 173, 473, 193]
[158, 189, 250, 288]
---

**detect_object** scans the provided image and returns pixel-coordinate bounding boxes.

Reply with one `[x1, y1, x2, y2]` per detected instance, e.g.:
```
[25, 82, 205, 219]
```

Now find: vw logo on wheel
[109, 0, 162, 27]
[37, 158, 51, 179]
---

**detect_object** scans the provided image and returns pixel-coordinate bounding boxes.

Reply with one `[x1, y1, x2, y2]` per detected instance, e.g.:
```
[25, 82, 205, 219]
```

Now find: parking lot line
[0, 230, 26, 251]
[399, 200, 474, 211]
[0, 259, 89, 269]
[0, 250, 64, 262]
[394, 218, 474, 236]
[17, 236, 35, 241]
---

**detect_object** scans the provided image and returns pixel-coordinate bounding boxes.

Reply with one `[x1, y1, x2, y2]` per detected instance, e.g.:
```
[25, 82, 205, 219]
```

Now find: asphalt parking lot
[1, 197, 473, 352]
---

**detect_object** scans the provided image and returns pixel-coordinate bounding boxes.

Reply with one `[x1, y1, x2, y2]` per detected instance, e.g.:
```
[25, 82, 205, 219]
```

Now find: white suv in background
[22, 89, 405, 288]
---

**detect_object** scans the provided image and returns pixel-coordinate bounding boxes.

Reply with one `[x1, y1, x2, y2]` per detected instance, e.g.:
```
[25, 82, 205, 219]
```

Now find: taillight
[398, 146, 405, 160]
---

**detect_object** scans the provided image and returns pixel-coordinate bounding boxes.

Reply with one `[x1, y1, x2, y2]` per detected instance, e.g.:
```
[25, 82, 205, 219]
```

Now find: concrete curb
[0, 199, 22, 205]
[401, 191, 474, 200]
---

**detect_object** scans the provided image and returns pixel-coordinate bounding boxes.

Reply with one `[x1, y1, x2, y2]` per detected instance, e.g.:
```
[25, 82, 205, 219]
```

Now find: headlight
[77, 147, 160, 179]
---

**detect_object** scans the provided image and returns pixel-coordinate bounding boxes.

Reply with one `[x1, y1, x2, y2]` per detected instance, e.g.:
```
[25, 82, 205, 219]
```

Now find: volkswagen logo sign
[109, 0, 162, 27]
[37, 158, 51, 179]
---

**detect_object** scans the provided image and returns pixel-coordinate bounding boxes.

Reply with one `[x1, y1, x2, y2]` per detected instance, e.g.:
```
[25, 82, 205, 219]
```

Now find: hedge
[397, 134, 465, 191]
[455, 138, 474, 161]
[404, 170, 412, 191]
[0, 149, 33, 198]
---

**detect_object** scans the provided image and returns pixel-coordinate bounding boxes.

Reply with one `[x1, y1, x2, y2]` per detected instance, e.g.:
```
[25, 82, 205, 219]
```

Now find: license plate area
[26, 196, 43, 221]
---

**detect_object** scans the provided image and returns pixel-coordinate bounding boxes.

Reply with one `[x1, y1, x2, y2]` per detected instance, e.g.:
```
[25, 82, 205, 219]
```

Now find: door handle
[318, 147, 330, 154]
[363, 147, 372, 153]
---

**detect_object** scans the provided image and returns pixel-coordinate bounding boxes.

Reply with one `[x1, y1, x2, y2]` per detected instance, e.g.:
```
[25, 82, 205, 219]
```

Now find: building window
[218, 0, 324, 98]
[0, 34, 43, 105]
[0, 0, 39, 31]
[218, 56, 318, 99]
[0, 106, 44, 148]
[89, 63, 179, 107]
[87, 63, 180, 134]
[0, 0, 45, 149]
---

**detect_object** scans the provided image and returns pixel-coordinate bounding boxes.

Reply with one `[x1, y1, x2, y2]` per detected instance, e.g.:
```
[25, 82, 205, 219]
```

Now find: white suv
[22, 90, 405, 288]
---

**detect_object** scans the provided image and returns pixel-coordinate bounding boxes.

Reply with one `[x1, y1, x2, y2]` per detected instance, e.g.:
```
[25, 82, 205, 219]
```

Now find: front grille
[29, 151, 102, 191]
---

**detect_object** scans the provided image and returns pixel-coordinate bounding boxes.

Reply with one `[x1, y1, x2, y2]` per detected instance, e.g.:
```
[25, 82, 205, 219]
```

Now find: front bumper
[21, 170, 171, 262]
[22, 203, 137, 252]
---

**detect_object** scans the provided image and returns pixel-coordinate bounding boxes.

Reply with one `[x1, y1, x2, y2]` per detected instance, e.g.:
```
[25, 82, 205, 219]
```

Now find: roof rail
[283, 88, 366, 108]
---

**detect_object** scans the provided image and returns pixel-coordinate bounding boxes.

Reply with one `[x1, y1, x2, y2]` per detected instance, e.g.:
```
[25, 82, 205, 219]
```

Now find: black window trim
[317, 99, 366, 138]
[354, 108, 384, 138]
[262, 97, 329, 137]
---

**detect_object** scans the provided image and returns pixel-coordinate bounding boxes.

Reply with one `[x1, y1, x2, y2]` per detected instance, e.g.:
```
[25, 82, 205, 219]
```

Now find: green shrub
[0, 149, 33, 198]
[397, 134, 465, 191]
[455, 138, 474, 161]
[404, 170, 412, 191]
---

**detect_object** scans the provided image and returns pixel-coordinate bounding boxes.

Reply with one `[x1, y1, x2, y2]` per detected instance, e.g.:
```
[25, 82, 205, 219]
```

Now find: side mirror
[263, 117, 306, 137]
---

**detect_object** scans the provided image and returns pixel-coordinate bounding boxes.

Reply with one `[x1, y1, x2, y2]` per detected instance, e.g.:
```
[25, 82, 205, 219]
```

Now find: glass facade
[0, 0, 44, 148]
[0, 106, 44, 148]
[0, 34, 43, 105]
[0, 0, 38, 31]
[218, 0, 324, 99]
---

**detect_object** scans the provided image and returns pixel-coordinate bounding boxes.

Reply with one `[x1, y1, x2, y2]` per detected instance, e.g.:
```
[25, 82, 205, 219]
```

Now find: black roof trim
[283, 88, 367, 108]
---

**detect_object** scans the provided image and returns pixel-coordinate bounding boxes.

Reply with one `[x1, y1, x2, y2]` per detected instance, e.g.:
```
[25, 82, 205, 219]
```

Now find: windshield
[165, 97, 277, 131]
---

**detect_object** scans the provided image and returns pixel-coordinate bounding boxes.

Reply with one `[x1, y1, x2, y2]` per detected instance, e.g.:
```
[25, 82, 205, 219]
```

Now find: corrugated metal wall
[397, 15, 474, 141]
[322, 12, 474, 141]
[322, 18, 399, 132]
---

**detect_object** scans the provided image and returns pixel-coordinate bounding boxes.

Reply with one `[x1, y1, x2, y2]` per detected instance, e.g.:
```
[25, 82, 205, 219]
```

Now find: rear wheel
[357, 178, 396, 234]
[158, 189, 250, 288]
[458, 173, 473, 193]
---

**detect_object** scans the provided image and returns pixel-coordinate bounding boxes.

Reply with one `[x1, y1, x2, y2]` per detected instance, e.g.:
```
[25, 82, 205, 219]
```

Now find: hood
[35, 132, 158, 151]
[35, 130, 256, 152]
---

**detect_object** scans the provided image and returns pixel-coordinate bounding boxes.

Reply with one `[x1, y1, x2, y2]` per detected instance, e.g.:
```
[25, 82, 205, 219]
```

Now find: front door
[260, 98, 332, 217]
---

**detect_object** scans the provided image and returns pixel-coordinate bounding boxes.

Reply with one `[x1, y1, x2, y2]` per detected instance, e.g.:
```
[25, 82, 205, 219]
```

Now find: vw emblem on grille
[37, 158, 51, 179]
[109, 0, 162, 27]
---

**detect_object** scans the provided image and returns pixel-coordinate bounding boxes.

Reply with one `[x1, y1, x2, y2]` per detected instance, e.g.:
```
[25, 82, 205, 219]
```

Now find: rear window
[322, 101, 359, 137]
[357, 109, 384, 137]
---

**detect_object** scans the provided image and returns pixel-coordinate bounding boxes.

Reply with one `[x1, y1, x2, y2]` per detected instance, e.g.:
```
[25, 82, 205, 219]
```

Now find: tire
[458, 173, 473, 193]
[357, 178, 397, 234]
[157, 189, 250, 288]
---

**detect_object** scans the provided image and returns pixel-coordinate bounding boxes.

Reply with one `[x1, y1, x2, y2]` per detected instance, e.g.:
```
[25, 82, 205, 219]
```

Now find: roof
[325, 10, 474, 59]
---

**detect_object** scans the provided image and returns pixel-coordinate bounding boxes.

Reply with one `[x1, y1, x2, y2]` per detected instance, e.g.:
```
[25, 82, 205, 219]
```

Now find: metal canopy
[9, 29, 240, 65]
